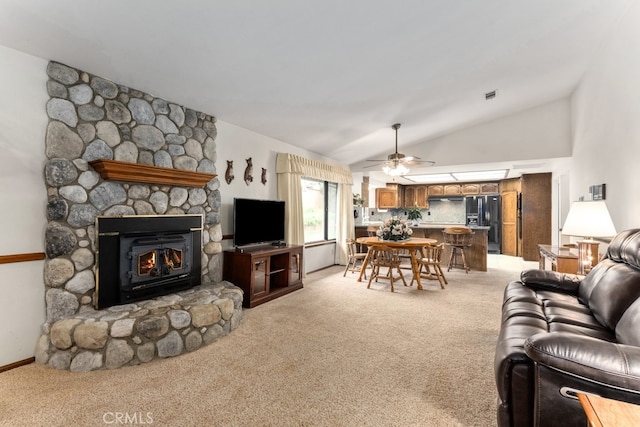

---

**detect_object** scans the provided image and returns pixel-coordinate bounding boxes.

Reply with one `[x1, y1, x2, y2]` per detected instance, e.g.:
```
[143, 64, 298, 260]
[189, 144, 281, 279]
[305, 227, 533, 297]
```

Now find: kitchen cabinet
[443, 184, 461, 195]
[402, 185, 428, 208]
[461, 183, 480, 195]
[480, 182, 499, 194]
[403, 186, 416, 208]
[415, 185, 428, 208]
[376, 184, 404, 209]
[428, 185, 444, 196]
[428, 182, 499, 197]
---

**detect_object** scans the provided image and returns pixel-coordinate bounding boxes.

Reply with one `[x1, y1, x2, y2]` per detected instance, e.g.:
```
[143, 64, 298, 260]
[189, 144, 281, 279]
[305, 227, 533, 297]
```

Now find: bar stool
[443, 227, 474, 273]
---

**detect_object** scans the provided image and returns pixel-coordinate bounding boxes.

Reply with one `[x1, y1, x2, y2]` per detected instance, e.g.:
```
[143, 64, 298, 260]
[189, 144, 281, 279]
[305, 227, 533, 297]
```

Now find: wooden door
[403, 186, 416, 207]
[416, 186, 428, 208]
[521, 173, 551, 261]
[502, 191, 518, 256]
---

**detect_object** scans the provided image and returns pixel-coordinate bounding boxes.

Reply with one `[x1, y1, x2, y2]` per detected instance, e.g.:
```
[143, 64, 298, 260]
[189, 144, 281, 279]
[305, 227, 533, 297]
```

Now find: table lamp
[561, 200, 616, 275]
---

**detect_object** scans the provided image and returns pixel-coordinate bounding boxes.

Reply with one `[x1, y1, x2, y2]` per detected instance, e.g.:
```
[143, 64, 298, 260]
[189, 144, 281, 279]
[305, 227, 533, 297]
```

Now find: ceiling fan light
[383, 163, 409, 176]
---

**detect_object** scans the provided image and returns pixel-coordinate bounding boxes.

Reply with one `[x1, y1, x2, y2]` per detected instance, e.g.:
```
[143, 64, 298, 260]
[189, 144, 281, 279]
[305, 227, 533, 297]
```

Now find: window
[301, 178, 338, 243]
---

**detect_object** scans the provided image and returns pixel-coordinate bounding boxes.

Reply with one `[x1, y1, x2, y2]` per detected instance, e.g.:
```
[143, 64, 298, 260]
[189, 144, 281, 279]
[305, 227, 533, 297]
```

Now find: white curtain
[276, 153, 354, 266]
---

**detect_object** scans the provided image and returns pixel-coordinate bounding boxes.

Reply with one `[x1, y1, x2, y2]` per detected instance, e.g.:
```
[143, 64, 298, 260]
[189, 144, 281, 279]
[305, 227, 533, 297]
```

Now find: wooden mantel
[89, 159, 216, 187]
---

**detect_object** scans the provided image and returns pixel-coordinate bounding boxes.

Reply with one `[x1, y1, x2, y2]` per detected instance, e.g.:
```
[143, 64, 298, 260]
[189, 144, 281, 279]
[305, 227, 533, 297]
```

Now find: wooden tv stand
[223, 245, 303, 308]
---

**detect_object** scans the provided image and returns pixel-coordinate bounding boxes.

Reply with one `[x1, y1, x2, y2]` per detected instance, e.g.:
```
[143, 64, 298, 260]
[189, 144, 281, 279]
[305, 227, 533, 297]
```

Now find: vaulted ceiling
[0, 0, 629, 181]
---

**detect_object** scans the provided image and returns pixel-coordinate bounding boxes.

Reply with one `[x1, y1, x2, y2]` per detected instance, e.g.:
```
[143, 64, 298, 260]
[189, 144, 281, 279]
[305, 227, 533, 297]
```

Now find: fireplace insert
[96, 215, 203, 309]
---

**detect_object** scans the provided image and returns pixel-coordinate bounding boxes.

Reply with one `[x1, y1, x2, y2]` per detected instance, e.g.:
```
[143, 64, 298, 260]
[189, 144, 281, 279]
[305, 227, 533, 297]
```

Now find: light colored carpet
[0, 255, 536, 427]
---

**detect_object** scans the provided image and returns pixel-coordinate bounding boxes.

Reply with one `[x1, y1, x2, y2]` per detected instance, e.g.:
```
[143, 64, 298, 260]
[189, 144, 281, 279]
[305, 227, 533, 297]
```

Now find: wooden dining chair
[366, 225, 378, 237]
[367, 245, 407, 292]
[410, 243, 447, 289]
[344, 238, 367, 279]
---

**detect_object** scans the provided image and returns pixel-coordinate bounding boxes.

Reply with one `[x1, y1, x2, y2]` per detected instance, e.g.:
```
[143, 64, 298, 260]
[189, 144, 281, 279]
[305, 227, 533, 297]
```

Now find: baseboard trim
[0, 357, 35, 373]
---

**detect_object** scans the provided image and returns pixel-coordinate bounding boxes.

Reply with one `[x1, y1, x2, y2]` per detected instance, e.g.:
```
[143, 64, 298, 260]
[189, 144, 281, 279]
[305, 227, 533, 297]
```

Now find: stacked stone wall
[37, 61, 242, 370]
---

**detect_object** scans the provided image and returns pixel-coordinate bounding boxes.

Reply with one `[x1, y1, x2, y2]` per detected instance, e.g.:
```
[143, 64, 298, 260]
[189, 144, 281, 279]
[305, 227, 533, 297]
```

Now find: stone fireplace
[35, 61, 244, 371]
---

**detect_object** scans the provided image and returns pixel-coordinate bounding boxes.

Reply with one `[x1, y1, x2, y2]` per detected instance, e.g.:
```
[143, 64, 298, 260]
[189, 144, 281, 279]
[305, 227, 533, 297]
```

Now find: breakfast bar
[355, 223, 490, 271]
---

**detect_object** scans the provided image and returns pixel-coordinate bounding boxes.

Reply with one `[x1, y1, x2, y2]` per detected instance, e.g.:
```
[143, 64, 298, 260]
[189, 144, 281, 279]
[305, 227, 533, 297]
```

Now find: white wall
[352, 99, 574, 246]
[571, 2, 640, 232]
[0, 46, 49, 366]
[214, 120, 346, 272]
[408, 99, 573, 167]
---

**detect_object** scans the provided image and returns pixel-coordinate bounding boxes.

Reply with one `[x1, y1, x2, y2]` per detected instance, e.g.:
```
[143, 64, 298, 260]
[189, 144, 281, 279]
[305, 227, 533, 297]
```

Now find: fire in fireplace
[96, 215, 203, 309]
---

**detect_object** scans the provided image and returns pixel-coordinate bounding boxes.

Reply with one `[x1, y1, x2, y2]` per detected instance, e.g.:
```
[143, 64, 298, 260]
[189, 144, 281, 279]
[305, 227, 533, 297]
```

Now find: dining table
[355, 236, 438, 290]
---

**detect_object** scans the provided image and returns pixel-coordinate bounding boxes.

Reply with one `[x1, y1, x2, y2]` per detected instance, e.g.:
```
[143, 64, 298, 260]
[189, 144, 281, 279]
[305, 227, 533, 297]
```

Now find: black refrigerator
[465, 195, 501, 254]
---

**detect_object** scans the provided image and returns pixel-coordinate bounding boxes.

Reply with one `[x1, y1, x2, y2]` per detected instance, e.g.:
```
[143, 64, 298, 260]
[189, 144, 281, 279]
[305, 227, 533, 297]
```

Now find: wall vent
[485, 90, 497, 100]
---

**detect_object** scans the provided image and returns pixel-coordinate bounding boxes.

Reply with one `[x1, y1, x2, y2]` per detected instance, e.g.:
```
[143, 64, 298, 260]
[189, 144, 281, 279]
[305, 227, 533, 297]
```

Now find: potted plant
[407, 205, 422, 226]
[353, 193, 364, 206]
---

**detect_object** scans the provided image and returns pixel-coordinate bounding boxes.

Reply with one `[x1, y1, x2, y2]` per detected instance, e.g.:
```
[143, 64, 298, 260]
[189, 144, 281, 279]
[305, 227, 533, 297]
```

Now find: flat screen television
[233, 198, 286, 247]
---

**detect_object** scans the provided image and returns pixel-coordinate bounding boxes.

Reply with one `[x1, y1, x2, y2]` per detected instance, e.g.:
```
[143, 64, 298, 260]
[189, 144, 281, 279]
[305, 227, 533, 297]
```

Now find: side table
[578, 393, 640, 426]
[538, 244, 579, 274]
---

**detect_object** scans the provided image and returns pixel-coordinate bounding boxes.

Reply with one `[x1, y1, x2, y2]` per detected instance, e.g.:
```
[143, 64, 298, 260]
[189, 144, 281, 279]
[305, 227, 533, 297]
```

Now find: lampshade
[562, 200, 616, 239]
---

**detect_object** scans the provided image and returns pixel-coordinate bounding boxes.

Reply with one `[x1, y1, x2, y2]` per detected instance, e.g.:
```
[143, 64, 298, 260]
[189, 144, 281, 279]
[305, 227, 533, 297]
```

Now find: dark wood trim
[0, 357, 35, 373]
[89, 159, 216, 187]
[222, 234, 234, 241]
[0, 252, 45, 265]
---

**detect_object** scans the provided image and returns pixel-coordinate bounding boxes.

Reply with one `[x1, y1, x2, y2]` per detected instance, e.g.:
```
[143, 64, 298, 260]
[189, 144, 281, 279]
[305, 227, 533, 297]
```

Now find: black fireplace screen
[138, 248, 183, 276]
[123, 234, 190, 286]
[96, 215, 203, 309]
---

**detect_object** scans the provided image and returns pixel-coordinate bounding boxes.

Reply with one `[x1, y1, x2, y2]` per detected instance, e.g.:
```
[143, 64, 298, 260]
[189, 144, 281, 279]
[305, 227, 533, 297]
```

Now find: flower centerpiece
[377, 216, 413, 241]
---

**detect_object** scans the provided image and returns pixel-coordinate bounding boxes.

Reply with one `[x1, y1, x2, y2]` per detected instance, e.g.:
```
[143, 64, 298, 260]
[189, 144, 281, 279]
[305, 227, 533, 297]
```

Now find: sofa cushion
[585, 261, 640, 331]
[605, 228, 640, 266]
[616, 297, 640, 345]
[520, 269, 581, 294]
[545, 305, 608, 331]
[502, 280, 540, 306]
[577, 260, 611, 304]
[549, 321, 616, 342]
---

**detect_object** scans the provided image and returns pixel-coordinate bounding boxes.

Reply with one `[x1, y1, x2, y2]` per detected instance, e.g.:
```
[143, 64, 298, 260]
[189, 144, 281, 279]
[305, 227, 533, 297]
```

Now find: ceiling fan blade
[410, 160, 436, 167]
[365, 159, 388, 162]
[363, 162, 391, 169]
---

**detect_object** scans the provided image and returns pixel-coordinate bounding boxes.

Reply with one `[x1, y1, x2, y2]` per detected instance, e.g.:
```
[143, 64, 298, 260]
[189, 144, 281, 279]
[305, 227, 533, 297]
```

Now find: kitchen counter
[414, 223, 490, 230]
[355, 224, 489, 271]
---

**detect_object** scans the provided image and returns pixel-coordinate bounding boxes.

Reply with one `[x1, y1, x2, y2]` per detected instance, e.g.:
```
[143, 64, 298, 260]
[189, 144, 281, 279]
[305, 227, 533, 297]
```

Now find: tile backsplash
[367, 199, 465, 224]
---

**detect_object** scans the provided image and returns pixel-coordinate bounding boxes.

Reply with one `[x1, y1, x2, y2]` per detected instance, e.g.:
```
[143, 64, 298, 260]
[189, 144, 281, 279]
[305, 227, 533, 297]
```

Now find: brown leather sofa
[495, 228, 640, 426]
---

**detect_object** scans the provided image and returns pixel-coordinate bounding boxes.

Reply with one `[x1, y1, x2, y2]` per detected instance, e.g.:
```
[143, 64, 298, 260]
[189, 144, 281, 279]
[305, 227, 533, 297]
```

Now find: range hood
[427, 196, 465, 202]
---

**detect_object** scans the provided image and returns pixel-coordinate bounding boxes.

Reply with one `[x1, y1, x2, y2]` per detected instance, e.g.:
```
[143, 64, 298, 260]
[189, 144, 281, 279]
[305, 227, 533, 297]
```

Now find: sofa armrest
[525, 332, 640, 391]
[520, 269, 581, 294]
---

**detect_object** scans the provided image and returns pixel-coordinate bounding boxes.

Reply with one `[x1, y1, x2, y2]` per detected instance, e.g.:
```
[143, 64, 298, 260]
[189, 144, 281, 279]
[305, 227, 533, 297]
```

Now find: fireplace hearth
[96, 215, 203, 309]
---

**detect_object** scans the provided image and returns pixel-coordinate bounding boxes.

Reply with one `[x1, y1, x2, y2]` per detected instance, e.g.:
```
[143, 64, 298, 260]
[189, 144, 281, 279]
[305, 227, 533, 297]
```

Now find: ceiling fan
[364, 123, 435, 176]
